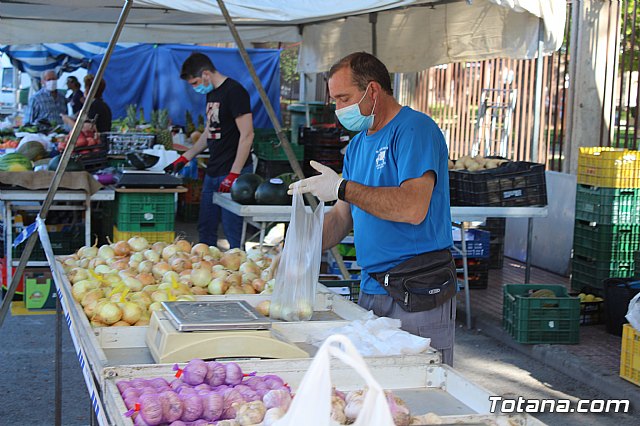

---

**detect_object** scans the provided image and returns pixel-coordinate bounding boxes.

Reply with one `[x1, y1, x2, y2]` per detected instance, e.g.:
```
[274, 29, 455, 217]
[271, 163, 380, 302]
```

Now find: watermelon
[17, 140, 47, 161]
[231, 173, 264, 204]
[255, 178, 291, 205]
[0, 153, 34, 172]
[48, 155, 85, 172]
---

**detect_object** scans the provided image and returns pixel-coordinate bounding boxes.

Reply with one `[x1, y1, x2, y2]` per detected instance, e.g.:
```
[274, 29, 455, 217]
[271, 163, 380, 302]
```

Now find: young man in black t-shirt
[166, 53, 254, 248]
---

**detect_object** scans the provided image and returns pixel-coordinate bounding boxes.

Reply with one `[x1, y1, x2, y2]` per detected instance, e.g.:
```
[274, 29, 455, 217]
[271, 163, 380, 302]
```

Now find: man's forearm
[184, 132, 209, 161]
[230, 134, 253, 174]
[343, 180, 431, 225]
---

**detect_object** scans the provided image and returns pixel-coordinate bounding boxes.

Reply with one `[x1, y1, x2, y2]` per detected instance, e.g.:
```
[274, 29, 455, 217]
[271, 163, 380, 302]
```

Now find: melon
[255, 178, 291, 205]
[0, 153, 33, 172]
[17, 140, 47, 161]
[48, 155, 85, 172]
[231, 173, 264, 205]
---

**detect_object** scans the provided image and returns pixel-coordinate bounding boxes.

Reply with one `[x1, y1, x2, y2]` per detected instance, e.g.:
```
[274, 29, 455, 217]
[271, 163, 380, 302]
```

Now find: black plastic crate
[255, 159, 294, 179]
[456, 258, 490, 289]
[603, 278, 640, 336]
[300, 127, 351, 148]
[488, 240, 505, 269]
[451, 162, 547, 207]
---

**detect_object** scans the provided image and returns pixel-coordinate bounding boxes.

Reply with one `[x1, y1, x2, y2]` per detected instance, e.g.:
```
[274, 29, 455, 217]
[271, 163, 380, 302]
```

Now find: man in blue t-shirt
[290, 52, 455, 365]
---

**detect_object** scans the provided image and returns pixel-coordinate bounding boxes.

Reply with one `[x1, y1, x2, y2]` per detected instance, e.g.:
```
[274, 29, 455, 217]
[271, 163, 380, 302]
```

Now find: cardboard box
[24, 269, 55, 310]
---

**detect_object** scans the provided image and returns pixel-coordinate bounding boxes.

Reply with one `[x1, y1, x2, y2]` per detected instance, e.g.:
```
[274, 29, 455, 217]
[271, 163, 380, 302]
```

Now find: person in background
[61, 75, 112, 133]
[66, 76, 83, 115]
[290, 52, 456, 365]
[165, 53, 254, 249]
[24, 69, 67, 126]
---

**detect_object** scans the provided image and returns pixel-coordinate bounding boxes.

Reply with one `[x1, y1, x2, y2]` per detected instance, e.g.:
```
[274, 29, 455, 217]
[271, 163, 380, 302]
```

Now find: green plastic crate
[571, 255, 634, 290]
[253, 128, 304, 161]
[573, 220, 640, 263]
[575, 185, 640, 225]
[337, 243, 357, 258]
[573, 220, 640, 255]
[116, 193, 175, 232]
[503, 284, 580, 344]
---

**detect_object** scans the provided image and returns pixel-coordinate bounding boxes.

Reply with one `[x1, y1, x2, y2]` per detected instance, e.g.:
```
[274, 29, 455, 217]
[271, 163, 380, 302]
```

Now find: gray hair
[41, 70, 56, 80]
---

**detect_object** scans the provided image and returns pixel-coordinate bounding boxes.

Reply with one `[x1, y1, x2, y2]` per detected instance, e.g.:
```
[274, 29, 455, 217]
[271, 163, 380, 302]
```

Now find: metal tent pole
[531, 19, 544, 163]
[215, 0, 352, 281]
[0, 0, 133, 328]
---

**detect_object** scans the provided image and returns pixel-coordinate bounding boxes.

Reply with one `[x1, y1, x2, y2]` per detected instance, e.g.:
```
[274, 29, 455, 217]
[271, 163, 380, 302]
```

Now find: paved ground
[454, 324, 637, 425]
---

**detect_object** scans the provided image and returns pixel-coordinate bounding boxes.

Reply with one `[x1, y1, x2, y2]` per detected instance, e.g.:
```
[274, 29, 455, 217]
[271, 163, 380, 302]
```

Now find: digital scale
[116, 169, 183, 189]
[146, 301, 309, 363]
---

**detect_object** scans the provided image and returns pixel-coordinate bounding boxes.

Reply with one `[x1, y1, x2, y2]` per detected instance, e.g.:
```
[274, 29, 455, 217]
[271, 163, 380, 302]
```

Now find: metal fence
[607, 0, 640, 149]
[394, 2, 572, 171]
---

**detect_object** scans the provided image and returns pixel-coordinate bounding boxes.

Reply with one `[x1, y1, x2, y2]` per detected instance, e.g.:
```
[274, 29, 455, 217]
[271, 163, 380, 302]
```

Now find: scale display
[162, 300, 272, 332]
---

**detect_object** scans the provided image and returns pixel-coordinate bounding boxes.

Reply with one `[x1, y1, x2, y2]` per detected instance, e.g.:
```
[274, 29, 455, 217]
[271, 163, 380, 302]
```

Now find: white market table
[0, 188, 115, 285]
[214, 193, 548, 328]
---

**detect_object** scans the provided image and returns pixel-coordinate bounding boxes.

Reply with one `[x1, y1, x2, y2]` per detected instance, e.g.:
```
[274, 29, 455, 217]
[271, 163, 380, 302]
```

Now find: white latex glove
[288, 160, 343, 202]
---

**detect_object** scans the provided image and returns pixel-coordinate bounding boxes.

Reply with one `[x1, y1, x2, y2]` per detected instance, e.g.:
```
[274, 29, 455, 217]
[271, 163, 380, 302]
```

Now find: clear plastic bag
[626, 292, 640, 331]
[270, 190, 324, 321]
[274, 334, 395, 426]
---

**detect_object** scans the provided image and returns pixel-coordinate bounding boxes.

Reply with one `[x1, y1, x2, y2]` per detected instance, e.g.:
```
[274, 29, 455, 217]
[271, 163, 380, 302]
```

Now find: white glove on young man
[288, 160, 343, 202]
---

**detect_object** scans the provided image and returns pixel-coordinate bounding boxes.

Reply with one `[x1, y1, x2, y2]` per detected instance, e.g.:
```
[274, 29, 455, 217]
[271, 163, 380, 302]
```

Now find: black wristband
[338, 179, 348, 201]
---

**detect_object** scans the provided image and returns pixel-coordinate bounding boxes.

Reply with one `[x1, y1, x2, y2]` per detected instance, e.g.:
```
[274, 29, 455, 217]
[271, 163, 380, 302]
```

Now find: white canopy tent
[0, 0, 565, 72]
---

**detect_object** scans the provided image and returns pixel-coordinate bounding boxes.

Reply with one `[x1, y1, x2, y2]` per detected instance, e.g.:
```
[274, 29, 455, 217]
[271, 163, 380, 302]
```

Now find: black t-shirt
[88, 98, 112, 133]
[205, 78, 252, 177]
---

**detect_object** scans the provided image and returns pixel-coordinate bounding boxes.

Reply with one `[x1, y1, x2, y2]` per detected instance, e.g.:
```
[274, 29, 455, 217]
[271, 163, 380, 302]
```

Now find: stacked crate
[478, 218, 506, 269]
[113, 193, 175, 243]
[299, 127, 350, 177]
[452, 228, 491, 289]
[253, 128, 304, 178]
[572, 148, 640, 291]
[177, 177, 203, 223]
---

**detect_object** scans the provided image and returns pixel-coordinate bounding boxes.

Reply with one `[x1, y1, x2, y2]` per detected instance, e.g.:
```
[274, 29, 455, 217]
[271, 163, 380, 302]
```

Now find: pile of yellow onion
[59, 237, 276, 327]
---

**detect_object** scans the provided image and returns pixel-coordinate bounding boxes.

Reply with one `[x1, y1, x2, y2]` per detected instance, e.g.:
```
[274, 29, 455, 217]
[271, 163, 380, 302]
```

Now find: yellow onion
[151, 241, 168, 255]
[151, 262, 171, 279]
[84, 300, 100, 318]
[220, 252, 243, 271]
[127, 236, 149, 252]
[225, 285, 244, 295]
[77, 258, 91, 269]
[130, 291, 152, 308]
[191, 286, 208, 296]
[242, 272, 258, 285]
[149, 302, 164, 312]
[252, 278, 266, 293]
[90, 320, 107, 328]
[151, 291, 169, 303]
[142, 284, 159, 295]
[162, 244, 179, 261]
[113, 241, 131, 257]
[177, 295, 196, 302]
[207, 278, 228, 295]
[241, 284, 256, 294]
[95, 302, 122, 325]
[138, 260, 154, 274]
[72, 280, 99, 302]
[78, 243, 99, 259]
[95, 264, 116, 275]
[136, 272, 155, 286]
[174, 239, 192, 253]
[239, 261, 261, 276]
[191, 243, 210, 258]
[169, 257, 191, 273]
[88, 258, 106, 269]
[208, 246, 222, 260]
[193, 260, 213, 270]
[119, 302, 143, 325]
[68, 268, 89, 284]
[97, 245, 115, 260]
[256, 300, 270, 317]
[143, 249, 160, 263]
[191, 268, 212, 288]
[211, 268, 229, 280]
[81, 289, 103, 307]
[112, 320, 131, 327]
[162, 270, 180, 284]
[123, 276, 143, 292]
[225, 273, 242, 287]
[134, 318, 150, 326]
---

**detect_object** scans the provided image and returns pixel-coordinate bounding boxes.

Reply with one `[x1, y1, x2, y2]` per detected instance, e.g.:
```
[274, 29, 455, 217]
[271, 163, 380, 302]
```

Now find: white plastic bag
[274, 334, 395, 426]
[626, 292, 640, 331]
[270, 190, 324, 321]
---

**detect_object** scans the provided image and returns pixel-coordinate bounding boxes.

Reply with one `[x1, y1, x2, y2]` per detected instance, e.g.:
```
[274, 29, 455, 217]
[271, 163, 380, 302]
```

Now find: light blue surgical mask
[335, 84, 376, 132]
[193, 76, 214, 95]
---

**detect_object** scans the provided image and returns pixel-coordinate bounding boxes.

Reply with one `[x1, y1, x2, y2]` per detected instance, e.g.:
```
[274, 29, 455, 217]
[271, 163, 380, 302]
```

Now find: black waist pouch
[369, 249, 457, 312]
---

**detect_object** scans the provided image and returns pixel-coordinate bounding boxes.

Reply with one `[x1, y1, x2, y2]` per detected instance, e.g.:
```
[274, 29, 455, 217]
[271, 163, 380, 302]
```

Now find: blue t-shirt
[342, 106, 453, 295]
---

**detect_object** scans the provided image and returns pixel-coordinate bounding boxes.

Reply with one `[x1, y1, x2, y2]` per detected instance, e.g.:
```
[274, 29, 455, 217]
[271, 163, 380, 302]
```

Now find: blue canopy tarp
[88, 44, 281, 129]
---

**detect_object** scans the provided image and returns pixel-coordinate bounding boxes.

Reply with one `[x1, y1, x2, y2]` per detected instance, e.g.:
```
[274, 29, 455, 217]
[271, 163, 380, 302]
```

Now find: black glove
[164, 155, 189, 174]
